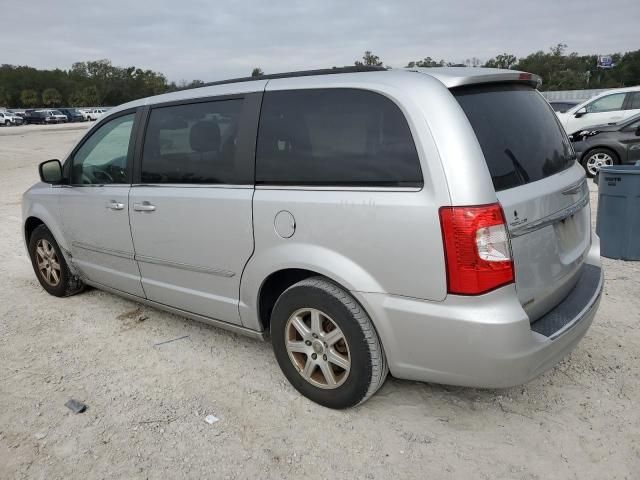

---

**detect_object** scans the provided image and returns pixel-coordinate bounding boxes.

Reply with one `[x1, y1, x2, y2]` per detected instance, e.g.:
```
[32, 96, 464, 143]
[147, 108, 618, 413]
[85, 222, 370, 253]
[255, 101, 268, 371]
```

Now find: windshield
[453, 84, 576, 192]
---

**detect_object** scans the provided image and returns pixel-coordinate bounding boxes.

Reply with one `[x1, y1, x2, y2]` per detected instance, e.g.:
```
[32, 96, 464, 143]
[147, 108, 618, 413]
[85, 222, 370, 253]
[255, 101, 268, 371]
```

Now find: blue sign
[597, 56, 614, 69]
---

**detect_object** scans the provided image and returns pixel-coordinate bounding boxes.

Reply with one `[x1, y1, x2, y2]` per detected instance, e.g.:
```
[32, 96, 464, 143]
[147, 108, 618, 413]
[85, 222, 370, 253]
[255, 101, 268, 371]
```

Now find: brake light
[439, 203, 514, 295]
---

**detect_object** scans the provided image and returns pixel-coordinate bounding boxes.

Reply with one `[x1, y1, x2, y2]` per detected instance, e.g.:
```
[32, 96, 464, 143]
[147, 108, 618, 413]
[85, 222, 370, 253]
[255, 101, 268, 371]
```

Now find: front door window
[71, 114, 134, 185]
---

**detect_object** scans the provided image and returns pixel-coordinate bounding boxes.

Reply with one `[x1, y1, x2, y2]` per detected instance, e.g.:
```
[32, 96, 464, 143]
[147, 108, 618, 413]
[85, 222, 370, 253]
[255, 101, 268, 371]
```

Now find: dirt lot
[1, 124, 639, 480]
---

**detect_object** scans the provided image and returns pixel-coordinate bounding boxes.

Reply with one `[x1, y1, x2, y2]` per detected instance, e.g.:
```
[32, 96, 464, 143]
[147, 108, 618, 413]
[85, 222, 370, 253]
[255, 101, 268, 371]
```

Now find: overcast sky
[2, 0, 638, 82]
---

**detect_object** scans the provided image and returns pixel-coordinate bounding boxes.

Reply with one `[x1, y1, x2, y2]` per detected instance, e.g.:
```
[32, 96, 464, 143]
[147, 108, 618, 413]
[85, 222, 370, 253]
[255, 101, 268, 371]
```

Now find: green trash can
[596, 165, 640, 260]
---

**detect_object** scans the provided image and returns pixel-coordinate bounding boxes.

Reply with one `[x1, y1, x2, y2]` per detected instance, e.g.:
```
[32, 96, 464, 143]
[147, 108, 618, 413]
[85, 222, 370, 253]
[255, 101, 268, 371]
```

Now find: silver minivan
[23, 67, 603, 408]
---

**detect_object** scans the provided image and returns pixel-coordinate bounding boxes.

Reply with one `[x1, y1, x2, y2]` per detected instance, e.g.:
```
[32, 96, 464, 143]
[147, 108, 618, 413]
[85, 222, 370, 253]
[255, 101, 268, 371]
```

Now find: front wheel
[582, 148, 618, 177]
[28, 225, 84, 297]
[271, 277, 388, 409]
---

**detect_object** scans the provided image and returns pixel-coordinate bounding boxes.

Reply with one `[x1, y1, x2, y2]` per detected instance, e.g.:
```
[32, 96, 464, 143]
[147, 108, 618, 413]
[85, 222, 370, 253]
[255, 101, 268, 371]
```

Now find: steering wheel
[93, 169, 114, 184]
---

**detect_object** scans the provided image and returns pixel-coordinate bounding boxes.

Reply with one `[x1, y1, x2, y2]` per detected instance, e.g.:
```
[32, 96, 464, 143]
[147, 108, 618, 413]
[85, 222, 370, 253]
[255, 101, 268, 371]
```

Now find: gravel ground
[1, 124, 639, 479]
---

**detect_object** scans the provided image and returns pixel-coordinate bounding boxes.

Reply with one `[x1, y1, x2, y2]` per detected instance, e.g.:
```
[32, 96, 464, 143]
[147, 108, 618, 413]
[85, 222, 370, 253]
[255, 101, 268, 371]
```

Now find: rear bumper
[354, 259, 603, 389]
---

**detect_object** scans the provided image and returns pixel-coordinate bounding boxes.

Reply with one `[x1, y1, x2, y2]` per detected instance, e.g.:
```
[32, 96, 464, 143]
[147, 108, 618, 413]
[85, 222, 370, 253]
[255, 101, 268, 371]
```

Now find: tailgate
[498, 167, 591, 321]
[453, 83, 590, 321]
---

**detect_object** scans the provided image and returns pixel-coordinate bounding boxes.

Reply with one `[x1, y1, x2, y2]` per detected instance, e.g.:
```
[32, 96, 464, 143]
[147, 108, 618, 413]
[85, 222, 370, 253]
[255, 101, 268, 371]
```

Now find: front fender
[239, 242, 385, 331]
[22, 184, 68, 252]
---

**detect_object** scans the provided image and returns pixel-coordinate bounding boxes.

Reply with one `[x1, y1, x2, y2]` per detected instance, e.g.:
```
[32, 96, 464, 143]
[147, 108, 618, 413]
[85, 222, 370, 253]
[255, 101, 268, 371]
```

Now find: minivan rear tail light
[439, 203, 514, 295]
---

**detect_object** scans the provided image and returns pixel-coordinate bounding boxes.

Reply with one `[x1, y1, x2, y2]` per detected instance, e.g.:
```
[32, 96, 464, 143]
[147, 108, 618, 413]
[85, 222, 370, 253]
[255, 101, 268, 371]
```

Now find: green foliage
[406, 57, 446, 68]
[42, 88, 62, 107]
[484, 53, 517, 69]
[512, 45, 639, 90]
[2, 47, 640, 109]
[355, 51, 384, 67]
[81, 86, 100, 106]
[0, 87, 10, 107]
[405, 45, 640, 91]
[0, 59, 171, 107]
[20, 89, 39, 107]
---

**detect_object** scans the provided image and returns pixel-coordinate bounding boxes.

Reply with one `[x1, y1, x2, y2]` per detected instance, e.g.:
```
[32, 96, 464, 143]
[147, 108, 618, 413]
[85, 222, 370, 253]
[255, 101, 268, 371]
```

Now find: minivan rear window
[256, 89, 423, 187]
[453, 84, 575, 192]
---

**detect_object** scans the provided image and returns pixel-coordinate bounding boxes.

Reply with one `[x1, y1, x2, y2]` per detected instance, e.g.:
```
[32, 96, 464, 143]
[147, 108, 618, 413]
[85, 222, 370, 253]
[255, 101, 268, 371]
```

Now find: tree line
[358, 44, 640, 91]
[1, 44, 639, 108]
[0, 60, 191, 109]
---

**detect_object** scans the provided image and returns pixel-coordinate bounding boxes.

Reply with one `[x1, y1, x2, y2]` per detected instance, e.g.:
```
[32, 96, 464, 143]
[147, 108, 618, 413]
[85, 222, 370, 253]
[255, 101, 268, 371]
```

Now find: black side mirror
[635, 126, 640, 137]
[39, 159, 63, 184]
[574, 107, 587, 118]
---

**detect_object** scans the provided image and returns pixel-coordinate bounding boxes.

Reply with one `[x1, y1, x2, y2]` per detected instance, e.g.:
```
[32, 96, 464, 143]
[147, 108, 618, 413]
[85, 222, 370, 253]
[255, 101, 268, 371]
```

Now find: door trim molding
[72, 241, 135, 260]
[71, 242, 235, 277]
[135, 254, 236, 277]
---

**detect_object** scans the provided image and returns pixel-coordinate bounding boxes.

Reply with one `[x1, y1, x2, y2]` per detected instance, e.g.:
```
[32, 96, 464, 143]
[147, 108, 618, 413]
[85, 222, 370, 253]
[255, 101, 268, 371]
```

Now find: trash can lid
[599, 165, 640, 175]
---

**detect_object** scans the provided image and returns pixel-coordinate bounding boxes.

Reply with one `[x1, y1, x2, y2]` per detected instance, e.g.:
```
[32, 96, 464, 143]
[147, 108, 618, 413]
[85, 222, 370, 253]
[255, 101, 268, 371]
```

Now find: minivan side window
[585, 93, 626, 113]
[255, 89, 423, 187]
[71, 113, 134, 185]
[141, 99, 245, 184]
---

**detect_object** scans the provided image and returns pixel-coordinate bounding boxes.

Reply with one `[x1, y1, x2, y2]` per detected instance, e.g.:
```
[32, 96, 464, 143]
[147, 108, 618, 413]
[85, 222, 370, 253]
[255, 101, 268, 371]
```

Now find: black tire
[28, 225, 84, 297]
[581, 147, 619, 178]
[271, 277, 388, 409]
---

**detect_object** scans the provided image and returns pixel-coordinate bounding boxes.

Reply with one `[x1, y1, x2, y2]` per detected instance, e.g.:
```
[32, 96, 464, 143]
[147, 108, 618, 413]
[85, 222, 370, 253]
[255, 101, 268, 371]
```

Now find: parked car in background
[24, 110, 52, 125]
[48, 110, 68, 123]
[58, 108, 87, 123]
[0, 112, 12, 126]
[23, 67, 603, 408]
[0, 111, 24, 125]
[77, 109, 91, 121]
[556, 87, 640, 133]
[86, 108, 107, 121]
[570, 113, 640, 177]
[548, 100, 580, 113]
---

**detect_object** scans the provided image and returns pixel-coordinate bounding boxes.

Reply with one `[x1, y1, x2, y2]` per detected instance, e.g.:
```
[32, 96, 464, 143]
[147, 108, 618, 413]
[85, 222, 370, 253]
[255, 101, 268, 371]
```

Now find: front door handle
[107, 201, 125, 211]
[133, 202, 156, 212]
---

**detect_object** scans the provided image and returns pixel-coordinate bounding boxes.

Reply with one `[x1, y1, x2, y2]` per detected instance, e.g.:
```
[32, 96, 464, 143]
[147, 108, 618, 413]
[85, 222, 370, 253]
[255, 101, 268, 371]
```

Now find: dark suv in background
[24, 110, 51, 124]
[58, 108, 87, 123]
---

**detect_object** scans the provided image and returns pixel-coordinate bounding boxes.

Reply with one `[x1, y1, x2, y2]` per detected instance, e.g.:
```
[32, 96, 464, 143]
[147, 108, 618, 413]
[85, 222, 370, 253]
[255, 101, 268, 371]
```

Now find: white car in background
[0, 111, 23, 125]
[86, 108, 107, 121]
[77, 109, 91, 121]
[556, 86, 640, 135]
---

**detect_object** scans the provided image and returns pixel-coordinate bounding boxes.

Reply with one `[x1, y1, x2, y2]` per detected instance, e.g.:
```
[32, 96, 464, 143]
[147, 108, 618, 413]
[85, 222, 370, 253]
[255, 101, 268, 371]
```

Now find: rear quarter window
[453, 84, 575, 192]
[256, 88, 423, 187]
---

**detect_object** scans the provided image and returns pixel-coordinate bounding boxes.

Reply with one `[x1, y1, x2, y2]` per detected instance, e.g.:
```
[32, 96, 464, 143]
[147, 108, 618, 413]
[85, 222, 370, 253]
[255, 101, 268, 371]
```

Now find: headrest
[190, 120, 221, 153]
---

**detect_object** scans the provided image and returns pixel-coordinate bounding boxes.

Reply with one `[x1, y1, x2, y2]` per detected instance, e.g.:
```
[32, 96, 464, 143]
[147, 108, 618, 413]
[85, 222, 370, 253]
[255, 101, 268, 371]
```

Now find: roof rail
[178, 66, 388, 91]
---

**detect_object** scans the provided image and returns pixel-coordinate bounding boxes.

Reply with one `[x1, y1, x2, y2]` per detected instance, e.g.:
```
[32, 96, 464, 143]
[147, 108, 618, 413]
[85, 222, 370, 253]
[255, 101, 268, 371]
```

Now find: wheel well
[582, 146, 620, 164]
[258, 269, 319, 332]
[24, 217, 45, 244]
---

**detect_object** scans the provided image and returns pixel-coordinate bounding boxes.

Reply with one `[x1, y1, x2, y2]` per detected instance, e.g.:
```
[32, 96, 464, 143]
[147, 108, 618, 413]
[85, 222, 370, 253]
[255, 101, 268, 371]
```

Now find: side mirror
[39, 159, 63, 184]
[635, 126, 640, 137]
[574, 107, 588, 118]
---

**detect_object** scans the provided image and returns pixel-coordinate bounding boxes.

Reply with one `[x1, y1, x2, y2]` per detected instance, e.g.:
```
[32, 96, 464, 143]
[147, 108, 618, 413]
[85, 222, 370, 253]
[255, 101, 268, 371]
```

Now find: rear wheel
[271, 277, 387, 409]
[28, 225, 84, 297]
[582, 148, 618, 177]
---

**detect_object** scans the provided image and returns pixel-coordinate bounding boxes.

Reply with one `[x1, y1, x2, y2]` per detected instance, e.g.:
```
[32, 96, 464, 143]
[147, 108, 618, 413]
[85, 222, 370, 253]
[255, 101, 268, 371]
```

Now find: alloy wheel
[586, 152, 613, 176]
[35, 239, 61, 287]
[284, 308, 351, 389]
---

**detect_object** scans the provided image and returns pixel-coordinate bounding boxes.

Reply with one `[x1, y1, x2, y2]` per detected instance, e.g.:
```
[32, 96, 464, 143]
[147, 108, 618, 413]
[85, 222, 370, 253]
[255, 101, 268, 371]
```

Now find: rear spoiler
[407, 67, 542, 89]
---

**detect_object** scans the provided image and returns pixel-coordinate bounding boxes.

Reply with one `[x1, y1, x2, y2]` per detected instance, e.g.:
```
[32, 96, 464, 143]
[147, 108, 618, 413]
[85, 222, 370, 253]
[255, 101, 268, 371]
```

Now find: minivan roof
[108, 67, 542, 115]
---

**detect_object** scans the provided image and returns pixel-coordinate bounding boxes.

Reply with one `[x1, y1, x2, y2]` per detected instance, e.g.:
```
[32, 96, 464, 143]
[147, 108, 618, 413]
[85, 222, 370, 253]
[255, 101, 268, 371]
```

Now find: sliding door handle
[133, 202, 156, 212]
[107, 201, 125, 211]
